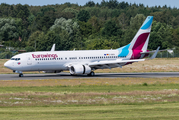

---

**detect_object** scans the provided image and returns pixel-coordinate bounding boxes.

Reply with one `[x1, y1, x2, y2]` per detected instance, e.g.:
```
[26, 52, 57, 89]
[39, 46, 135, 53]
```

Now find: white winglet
[51, 44, 55, 51]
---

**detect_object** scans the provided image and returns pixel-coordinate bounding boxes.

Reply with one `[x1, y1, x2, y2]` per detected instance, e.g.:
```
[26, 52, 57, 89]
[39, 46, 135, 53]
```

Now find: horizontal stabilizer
[148, 46, 160, 59]
[141, 48, 165, 54]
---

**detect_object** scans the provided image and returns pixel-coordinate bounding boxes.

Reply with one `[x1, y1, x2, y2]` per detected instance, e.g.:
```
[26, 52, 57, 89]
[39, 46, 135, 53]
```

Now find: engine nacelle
[43, 70, 62, 73]
[69, 65, 91, 75]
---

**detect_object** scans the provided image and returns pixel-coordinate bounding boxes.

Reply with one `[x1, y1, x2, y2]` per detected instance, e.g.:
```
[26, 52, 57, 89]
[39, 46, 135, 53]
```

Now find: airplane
[4, 16, 160, 77]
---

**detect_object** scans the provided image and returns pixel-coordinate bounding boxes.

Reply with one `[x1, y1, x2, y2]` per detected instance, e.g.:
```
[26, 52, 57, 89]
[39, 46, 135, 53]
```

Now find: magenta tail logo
[132, 33, 150, 50]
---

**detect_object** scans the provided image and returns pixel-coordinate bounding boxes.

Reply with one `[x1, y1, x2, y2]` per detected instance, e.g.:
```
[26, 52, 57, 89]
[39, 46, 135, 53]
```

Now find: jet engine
[69, 65, 91, 75]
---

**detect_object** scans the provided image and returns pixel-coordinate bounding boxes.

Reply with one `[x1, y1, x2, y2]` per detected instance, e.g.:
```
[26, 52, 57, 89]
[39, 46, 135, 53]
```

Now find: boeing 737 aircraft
[4, 16, 160, 77]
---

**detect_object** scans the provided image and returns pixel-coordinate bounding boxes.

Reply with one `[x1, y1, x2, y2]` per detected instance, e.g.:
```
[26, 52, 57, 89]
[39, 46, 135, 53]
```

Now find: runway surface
[0, 72, 179, 80]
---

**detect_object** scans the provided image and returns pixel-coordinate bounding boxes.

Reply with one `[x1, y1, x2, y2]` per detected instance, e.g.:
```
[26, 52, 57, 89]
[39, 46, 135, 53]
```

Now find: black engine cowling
[69, 65, 91, 75]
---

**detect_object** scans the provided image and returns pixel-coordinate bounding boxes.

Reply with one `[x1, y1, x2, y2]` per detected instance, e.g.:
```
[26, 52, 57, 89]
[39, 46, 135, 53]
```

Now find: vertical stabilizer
[117, 16, 153, 59]
[129, 16, 153, 51]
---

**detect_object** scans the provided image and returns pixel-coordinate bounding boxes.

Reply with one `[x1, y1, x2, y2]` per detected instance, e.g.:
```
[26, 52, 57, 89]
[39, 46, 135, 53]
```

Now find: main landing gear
[87, 71, 95, 76]
[19, 73, 23, 77]
[14, 71, 23, 77]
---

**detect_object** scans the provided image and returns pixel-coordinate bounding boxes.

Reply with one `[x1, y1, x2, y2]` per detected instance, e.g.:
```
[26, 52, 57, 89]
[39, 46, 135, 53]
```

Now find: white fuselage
[4, 49, 129, 72]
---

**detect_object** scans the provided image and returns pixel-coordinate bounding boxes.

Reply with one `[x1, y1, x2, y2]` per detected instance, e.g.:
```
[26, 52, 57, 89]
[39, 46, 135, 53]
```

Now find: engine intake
[69, 65, 91, 75]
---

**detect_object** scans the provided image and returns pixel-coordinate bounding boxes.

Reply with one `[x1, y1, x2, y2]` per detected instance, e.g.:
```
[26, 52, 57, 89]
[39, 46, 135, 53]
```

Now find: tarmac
[0, 72, 179, 80]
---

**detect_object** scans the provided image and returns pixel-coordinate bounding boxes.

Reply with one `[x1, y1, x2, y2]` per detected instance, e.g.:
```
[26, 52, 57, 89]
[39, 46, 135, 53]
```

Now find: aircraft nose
[4, 61, 8, 67]
[4, 61, 11, 69]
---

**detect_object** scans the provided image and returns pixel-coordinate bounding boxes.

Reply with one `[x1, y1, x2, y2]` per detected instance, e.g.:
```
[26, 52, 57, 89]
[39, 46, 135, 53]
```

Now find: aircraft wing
[88, 59, 145, 69]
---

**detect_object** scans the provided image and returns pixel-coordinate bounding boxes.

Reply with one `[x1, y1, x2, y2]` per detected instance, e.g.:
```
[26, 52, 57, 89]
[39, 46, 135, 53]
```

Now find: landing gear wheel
[70, 74, 77, 76]
[91, 71, 95, 76]
[19, 73, 23, 77]
[88, 71, 95, 76]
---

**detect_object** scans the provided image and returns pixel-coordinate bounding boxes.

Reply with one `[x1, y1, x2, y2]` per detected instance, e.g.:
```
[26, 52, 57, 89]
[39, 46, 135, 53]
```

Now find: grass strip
[0, 103, 179, 119]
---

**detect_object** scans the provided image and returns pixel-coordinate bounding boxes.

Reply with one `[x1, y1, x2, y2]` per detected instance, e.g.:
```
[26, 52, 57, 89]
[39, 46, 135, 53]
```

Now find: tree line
[0, 0, 179, 52]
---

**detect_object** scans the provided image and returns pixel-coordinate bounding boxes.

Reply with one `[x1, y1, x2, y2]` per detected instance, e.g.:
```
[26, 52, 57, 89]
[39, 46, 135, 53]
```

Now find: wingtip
[51, 44, 56, 51]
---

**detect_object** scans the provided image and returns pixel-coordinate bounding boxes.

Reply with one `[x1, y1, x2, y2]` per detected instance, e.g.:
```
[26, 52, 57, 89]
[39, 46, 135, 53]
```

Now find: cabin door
[27, 55, 32, 65]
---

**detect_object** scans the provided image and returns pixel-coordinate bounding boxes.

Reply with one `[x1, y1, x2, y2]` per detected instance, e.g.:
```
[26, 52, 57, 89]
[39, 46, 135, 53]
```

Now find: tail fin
[129, 16, 153, 51]
[117, 16, 153, 59]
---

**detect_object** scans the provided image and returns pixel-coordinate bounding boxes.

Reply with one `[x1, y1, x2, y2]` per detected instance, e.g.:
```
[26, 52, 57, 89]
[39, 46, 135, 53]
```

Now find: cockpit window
[11, 58, 20, 61]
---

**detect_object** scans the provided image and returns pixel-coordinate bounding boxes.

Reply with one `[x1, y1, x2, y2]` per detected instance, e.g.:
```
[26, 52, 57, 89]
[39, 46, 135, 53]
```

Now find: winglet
[149, 46, 160, 59]
[51, 44, 55, 51]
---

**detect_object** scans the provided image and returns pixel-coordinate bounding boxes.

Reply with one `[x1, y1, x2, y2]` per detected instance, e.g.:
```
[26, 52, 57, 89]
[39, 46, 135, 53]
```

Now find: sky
[0, 0, 179, 8]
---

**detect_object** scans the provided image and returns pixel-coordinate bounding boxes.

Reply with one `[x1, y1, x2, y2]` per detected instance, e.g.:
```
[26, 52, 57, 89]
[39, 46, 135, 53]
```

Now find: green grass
[0, 79, 179, 119]
[0, 103, 179, 120]
[0, 84, 178, 93]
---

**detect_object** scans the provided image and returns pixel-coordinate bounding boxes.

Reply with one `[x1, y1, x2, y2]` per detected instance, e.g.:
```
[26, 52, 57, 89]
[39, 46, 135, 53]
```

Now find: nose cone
[4, 61, 12, 70]
[4, 61, 8, 67]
